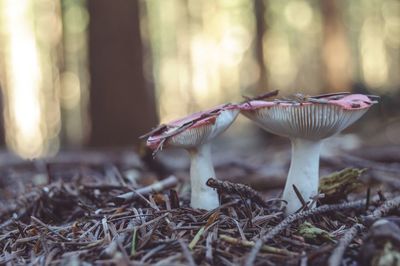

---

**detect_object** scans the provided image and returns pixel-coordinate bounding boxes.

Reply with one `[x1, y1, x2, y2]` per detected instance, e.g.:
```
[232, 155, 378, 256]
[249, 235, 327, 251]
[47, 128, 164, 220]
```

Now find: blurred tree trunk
[0, 90, 4, 146]
[253, 0, 268, 93]
[320, 0, 351, 92]
[88, 0, 158, 147]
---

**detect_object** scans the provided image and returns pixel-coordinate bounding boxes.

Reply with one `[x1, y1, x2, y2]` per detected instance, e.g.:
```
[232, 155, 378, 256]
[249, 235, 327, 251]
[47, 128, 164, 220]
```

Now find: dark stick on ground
[245, 198, 377, 266]
[206, 178, 268, 207]
[242, 90, 279, 102]
[112, 175, 178, 204]
[292, 184, 308, 210]
[328, 223, 365, 266]
[362, 195, 400, 225]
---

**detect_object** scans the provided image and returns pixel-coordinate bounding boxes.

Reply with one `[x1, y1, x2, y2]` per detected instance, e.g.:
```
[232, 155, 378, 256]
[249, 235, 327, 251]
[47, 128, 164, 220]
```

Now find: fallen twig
[245, 199, 372, 266]
[264, 199, 369, 242]
[178, 239, 196, 266]
[292, 184, 308, 210]
[112, 175, 178, 204]
[31, 216, 72, 242]
[206, 178, 267, 207]
[362, 195, 400, 225]
[242, 90, 279, 102]
[219, 234, 298, 257]
[328, 223, 365, 266]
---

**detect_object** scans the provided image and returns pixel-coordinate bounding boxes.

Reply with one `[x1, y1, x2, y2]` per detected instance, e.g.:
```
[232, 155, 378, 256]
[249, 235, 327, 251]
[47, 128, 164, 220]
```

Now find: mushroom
[141, 103, 240, 210]
[239, 93, 378, 214]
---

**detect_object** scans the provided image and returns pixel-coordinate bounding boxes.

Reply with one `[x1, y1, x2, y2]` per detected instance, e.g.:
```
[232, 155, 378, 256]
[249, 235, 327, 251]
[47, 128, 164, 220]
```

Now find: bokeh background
[0, 0, 399, 159]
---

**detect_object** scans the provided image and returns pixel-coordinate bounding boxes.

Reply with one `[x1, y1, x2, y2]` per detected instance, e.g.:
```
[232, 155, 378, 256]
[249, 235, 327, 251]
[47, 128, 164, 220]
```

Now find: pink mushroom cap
[143, 103, 240, 151]
[239, 93, 377, 140]
[239, 94, 373, 110]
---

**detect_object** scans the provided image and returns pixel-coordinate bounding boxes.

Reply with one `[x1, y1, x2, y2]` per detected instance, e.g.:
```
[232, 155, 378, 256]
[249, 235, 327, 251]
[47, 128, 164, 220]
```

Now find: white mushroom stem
[282, 138, 322, 215]
[188, 143, 219, 210]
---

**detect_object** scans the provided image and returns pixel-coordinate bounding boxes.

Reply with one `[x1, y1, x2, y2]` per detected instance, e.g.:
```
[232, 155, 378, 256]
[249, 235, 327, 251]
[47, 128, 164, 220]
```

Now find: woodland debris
[112, 175, 178, 204]
[245, 198, 378, 266]
[262, 198, 373, 242]
[241, 90, 279, 102]
[297, 222, 335, 244]
[328, 224, 365, 266]
[0, 148, 399, 265]
[206, 178, 267, 207]
[219, 234, 299, 257]
[319, 168, 365, 203]
[363, 195, 400, 225]
[360, 219, 400, 266]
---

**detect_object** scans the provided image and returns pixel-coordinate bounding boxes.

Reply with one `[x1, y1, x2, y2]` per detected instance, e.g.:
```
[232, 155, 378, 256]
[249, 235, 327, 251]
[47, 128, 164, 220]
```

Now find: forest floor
[0, 141, 400, 265]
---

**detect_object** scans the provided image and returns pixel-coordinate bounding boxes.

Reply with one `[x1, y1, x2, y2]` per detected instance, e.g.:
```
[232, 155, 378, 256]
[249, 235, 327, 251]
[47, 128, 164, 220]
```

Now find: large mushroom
[141, 104, 240, 210]
[239, 93, 378, 214]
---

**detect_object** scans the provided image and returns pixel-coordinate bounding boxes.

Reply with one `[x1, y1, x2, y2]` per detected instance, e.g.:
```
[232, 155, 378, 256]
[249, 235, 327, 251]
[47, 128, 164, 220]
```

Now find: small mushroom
[239, 93, 377, 215]
[142, 104, 240, 210]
